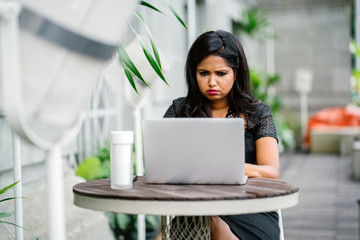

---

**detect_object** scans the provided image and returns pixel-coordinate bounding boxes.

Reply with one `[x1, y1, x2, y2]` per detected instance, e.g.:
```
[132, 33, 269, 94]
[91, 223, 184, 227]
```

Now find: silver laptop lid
[142, 118, 247, 184]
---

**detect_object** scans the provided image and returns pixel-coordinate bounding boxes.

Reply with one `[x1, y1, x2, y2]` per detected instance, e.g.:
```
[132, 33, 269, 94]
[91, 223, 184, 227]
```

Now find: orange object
[305, 106, 360, 149]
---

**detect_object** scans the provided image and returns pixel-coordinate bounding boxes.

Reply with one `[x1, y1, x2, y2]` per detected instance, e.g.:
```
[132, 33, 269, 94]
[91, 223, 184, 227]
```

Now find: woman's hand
[245, 137, 280, 179]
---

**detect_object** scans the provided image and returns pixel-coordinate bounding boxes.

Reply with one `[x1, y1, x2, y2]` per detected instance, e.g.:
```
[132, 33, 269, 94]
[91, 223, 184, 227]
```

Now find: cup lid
[111, 131, 134, 144]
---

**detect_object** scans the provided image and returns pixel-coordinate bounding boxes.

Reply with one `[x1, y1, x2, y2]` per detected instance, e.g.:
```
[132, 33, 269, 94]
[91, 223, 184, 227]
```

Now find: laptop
[142, 118, 247, 185]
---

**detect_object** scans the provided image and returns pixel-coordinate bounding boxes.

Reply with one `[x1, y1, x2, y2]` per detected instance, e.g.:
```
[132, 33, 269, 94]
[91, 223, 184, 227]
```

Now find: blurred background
[0, 0, 359, 239]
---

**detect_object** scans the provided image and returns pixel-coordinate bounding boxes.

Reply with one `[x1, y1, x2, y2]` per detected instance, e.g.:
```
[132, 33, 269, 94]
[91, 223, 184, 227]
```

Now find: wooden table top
[73, 177, 299, 216]
[73, 176, 298, 201]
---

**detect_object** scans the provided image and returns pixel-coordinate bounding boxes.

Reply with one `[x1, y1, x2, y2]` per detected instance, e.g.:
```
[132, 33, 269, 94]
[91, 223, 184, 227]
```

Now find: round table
[73, 176, 299, 239]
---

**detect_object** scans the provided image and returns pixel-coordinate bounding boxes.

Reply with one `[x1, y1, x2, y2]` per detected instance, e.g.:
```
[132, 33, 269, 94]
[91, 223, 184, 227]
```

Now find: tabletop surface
[73, 176, 299, 201]
[73, 176, 299, 215]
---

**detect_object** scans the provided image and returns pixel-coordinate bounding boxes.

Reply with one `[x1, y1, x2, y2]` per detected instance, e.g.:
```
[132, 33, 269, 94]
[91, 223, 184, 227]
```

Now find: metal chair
[278, 209, 284, 240]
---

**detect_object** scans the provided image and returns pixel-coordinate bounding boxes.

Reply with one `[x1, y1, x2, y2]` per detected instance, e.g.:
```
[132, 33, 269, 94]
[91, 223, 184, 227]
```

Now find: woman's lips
[207, 90, 219, 95]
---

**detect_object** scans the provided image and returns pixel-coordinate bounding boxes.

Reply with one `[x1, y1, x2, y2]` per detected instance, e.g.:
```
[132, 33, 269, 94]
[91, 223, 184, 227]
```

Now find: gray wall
[257, 0, 352, 116]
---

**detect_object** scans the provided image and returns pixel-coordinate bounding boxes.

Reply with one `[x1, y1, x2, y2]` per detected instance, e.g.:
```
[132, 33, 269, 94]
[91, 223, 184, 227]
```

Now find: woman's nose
[208, 75, 216, 86]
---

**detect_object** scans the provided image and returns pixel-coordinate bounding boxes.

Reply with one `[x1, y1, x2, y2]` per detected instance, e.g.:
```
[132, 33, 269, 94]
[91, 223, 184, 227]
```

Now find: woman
[163, 30, 280, 240]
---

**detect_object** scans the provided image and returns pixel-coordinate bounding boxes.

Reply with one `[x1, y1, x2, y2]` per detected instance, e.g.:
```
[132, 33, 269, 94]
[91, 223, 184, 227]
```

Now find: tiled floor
[280, 153, 360, 240]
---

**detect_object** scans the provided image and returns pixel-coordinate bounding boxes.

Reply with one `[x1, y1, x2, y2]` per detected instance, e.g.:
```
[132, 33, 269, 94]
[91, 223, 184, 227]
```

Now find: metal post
[134, 108, 144, 177]
[46, 147, 66, 240]
[295, 69, 313, 149]
[358, 199, 360, 240]
[12, 133, 23, 240]
[133, 97, 148, 240]
[300, 92, 308, 140]
[134, 107, 146, 240]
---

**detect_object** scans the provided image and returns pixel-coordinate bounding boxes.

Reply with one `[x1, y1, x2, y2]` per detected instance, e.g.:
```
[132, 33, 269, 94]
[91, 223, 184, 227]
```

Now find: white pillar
[133, 93, 149, 240]
[12, 133, 23, 240]
[0, 3, 23, 239]
[46, 147, 66, 240]
[187, 0, 196, 48]
[299, 93, 308, 139]
[295, 69, 313, 149]
[266, 27, 275, 75]
[134, 103, 147, 240]
[134, 108, 144, 177]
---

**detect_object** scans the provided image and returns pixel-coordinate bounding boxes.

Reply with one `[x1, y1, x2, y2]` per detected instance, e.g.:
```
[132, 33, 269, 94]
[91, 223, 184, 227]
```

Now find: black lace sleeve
[254, 104, 278, 142]
[163, 97, 185, 118]
[163, 104, 176, 118]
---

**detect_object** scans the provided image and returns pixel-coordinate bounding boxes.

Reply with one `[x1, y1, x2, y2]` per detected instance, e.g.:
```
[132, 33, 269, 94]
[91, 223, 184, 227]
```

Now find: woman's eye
[199, 72, 208, 76]
[217, 72, 226, 76]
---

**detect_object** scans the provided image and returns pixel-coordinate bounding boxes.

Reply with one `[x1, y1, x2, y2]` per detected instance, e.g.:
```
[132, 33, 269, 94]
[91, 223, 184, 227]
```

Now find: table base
[161, 216, 210, 240]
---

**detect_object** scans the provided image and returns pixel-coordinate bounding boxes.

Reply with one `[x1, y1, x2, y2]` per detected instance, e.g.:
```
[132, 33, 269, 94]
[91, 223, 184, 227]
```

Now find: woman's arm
[245, 137, 280, 179]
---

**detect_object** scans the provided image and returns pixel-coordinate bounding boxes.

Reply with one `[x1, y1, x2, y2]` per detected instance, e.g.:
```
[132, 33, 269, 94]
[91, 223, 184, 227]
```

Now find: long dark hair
[181, 30, 259, 119]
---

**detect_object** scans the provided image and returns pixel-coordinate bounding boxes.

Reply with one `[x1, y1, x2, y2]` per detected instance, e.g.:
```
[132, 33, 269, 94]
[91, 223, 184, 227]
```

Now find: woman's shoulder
[252, 102, 278, 141]
[171, 97, 186, 107]
[163, 97, 186, 118]
[251, 102, 272, 119]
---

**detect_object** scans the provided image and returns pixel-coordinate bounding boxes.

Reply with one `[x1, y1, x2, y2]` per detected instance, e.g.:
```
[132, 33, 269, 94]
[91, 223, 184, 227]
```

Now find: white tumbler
[110, 131, 134, 189]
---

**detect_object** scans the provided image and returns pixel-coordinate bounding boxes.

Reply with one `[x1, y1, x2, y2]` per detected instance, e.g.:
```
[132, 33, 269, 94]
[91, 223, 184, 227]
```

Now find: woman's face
[196, 55, 235, 104]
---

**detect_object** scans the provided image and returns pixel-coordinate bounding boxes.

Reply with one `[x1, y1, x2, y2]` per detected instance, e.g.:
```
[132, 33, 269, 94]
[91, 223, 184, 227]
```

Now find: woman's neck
[211, 99, 229, 118]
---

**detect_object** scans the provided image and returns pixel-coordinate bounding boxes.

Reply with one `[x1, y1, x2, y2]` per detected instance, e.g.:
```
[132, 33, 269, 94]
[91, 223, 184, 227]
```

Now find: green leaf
[134, 11, 153, 38]
[117, 44, 146, 84]
[98, 159, 111, 179]
[164, 0, 188, 30]
[123, 62, 139, 94]
[353, 69, 360, 79]
[0, 220, 39, 240]
[97, 147, 110, 162]
[140, 1, 163, 14]
[128, 24, 168, 85]
[134, 11, 162, 70]
[0, 212, 12, 218]
[236, 9, 269, 37]
[0, 197, 25, 203]
[350, 39, 360, 58]
[76, 157, 101, 181]
[105, 212, 117, 229]
[150, 38, 162, 70]
[0, 180, 20, 195]
[267, 74, 280, 85]
[145, 215, 160, 229]
[115, 213, 135, 230]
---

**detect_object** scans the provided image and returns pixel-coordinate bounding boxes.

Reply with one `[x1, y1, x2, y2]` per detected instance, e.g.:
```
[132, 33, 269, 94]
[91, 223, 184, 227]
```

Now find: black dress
[163, 97, 280, 240]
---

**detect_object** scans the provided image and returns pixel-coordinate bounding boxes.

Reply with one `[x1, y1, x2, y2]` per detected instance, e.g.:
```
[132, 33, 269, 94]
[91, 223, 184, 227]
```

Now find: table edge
[73, 191, 299, 216]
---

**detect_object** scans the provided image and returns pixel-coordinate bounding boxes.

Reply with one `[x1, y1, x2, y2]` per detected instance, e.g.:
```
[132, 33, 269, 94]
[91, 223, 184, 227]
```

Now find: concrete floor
[1, 152, 359, 240]
[280, 153, 360, 240]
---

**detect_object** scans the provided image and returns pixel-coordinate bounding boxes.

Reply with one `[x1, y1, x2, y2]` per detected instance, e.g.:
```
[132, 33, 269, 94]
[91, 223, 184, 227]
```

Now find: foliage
[76, 148, 111, 180]
[105, 213, 160, 240]
[250, 70, 295, 150]
[234, 8, 295, 150]
[76, 146, 160, 240]
[349, 39, 360, 106]
[233, 9, 274, 40]
[0, 181, 39, 240]
[119, 0, 187, 93]
[250, 70, 282, 112]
